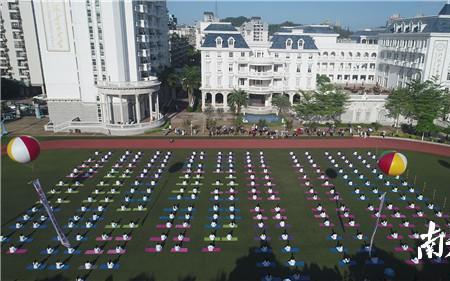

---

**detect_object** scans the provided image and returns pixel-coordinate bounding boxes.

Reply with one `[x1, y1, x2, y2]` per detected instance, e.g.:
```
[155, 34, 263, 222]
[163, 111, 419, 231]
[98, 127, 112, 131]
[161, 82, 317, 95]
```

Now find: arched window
[228, 37, 235, 48]
[340, 51, 345, 57]
[297, 39, 304, 49]
[348, 52, 353, 57]
[361, 39, 367, 44]
[286, 38, 293, 49]
[371, 52, 376, 58]
[364, 52, 369, 57]
[356, 52, 361, 58]
[330, 51, 336, 57]
[216, 37, 223, 48]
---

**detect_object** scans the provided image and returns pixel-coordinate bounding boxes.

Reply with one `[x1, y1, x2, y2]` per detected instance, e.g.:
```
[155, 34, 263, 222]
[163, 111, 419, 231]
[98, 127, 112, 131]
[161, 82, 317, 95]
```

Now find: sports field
[2, 139, 450, 281]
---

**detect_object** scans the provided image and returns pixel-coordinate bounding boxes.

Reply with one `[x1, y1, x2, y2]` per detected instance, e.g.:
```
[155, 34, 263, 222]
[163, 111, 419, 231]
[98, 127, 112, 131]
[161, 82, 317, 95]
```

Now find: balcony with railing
[136, 19, 148, 28]
[135, 4, 148, 13]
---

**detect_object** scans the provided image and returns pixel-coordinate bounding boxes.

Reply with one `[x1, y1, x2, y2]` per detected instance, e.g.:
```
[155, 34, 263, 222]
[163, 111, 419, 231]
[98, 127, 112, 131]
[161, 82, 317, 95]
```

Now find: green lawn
[1, 148, 450, 281]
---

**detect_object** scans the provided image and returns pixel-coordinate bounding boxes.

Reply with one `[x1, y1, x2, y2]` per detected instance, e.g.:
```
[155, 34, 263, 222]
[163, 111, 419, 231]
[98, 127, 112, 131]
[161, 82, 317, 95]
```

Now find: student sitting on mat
[356, 230, 364, 240]
[32, 260, 41, 269]
[330, 230, 338, 240]
[46, 245, 55, 255]
[257, 220, 265, 229]
[225, 231, 233, 241]
[207, 242, 215, 252]
[288, 255, 296, 266]
[254, 204, 261, 212]
[106, 260, 115, 269]
[335, 242, 344, 253]
[84, 260, 92, 270]
[284, 242, 292, 252]
[259, 231, 267, 241]
[55, 260, 65, 270]
[281, 230, 289, 241]
[341, 255, 351, 265]
[9, 245, 17, 253]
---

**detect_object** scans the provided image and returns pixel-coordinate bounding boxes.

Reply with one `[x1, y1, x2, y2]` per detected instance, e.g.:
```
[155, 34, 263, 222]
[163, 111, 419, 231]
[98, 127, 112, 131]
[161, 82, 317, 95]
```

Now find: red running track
[4, 137, 449, 157]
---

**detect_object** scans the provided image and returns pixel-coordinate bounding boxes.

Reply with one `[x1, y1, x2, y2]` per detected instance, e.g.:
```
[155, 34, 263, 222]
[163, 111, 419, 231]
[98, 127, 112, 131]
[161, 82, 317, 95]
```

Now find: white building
[240, 17, 269, 43]
[199, 22, 319, 114]
[31, 0, 169, 135]
[376, 4, 450, 90]
[195, 11, 221, 49]
[0, 0, 43, 88]
[281, 25, 379, 86]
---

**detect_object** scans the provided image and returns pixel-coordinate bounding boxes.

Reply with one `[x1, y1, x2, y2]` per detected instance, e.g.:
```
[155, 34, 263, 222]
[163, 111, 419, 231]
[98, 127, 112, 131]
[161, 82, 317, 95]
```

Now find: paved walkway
[13, 137, 450, 157]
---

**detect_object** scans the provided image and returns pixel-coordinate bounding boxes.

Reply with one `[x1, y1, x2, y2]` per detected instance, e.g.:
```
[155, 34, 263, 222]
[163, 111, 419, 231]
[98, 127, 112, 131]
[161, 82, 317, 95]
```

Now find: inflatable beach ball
[377, 151, 407, 176]
[7, 135, 41, 164]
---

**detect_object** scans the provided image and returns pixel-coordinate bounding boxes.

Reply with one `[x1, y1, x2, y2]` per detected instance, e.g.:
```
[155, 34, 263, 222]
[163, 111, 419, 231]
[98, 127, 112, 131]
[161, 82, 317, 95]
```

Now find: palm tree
[228, 89, 248, 115]
[181, 66, 201, 108]
[166, 72, 179, 100]
[272, 94, 291, 117]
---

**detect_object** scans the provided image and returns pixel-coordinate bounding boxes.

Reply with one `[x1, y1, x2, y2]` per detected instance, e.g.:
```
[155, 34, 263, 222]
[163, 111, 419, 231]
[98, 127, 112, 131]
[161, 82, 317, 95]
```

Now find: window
[308, 55, 313, 60]
[239, 78, 245, 86]
[205, 52, 210, 58]
[216, 37, 223, 47]
[297, 39, 304, 49]
[275, 53, 279, 58]
[296, 64, 301, 73]
[447, 71, 450, 81]
[228, 37, 235, 47]
[240, 52, 245, 57]
[297, 53, 302, 59]
[229, 52, 233, 58]
[307, 64, 312, 73]
[217, 62, 222, 72]
[286, 38, 293, 49]
[286, 53, 290, 59]
[228, 63, 233, 72]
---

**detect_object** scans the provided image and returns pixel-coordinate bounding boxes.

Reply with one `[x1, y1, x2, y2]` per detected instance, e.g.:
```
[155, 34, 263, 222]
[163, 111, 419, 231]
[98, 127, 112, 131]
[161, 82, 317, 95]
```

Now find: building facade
[199, 22, 319, 114]
[240, 17, 269, 43]
[29, 0, 169, 135]
[376, 4, 450, 90]
[169, 33, 190, 68]
[0, 0, 43, 88]
[280, 25, 379, 86]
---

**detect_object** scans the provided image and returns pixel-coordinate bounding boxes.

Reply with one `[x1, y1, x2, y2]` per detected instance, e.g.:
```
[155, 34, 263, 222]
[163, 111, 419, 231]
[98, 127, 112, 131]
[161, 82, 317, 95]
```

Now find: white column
[101, 94, 108, 124]
[223, 93, 228, 109]
[148, 92, 154, 121]
[201, 91, 206, 111]
[119, 95, 124, 124]
[109, 96, 115, 124]
[212, 92, 216, 108]
[155, 92, 160, 119]
[135, 94, 141, 123]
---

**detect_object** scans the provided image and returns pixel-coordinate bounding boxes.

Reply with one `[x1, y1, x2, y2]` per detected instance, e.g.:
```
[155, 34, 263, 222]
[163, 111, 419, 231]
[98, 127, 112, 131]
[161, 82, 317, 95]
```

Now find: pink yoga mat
[149, 237, 164, 241]
[170, 248, 188, 253]
[145, 248, 162, 253]
[320, 223, 334, 227]
[307, 197, 320, 201]
[405, 260, 423, 265]
[386, 235, 403, 240]
[270, 208, 285, 212]
[107, 249, 126, 254]
[378, 224, 393, 228]
[96, 237, 113, 241]
[399, 224, 415, 228]
[344, 223, 360, 227]
[173, 237, 190, 242]
[339, 214, 355, 218]
[175, 225, 190, 229]
[253, 216, 268, 220]
[85, 250, 104, 255]
[247, 191, 261, 194]
[6, 249, 27, 254]
[156, 224, 171, 229]
[394, 247, 413, 252]
[272, 216, 287, 220]
[267, 197, 280, 201]
[201, 248, 221, 252]
[115, 236, 132, 241]
[248, 197, 262, 201]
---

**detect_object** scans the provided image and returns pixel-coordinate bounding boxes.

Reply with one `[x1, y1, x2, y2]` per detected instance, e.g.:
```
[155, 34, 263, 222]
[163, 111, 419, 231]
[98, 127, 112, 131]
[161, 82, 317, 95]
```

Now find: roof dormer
[228, 37, 235, 48]
[286, 38, 293, 49]
[216, 36, 223, 48]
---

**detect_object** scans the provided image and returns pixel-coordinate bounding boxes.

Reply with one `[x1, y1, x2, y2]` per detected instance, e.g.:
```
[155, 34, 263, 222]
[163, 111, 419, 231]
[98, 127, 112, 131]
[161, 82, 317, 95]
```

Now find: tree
[440, 89, 450, 121]
[294, 91, 322, 123]
[316, 74, 331, 90]
[271, 95, 291, 116]
[294, 86, 349, 123]
[407, 79, 444, 139]
[228, 89, 248, 115]
[180, 66, 201, 108]
[385, 87, 412, 130]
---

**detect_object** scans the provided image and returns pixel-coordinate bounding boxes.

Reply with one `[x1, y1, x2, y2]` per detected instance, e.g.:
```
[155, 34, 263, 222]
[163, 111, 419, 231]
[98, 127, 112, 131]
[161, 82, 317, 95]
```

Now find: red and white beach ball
[7, 135, 41, 164]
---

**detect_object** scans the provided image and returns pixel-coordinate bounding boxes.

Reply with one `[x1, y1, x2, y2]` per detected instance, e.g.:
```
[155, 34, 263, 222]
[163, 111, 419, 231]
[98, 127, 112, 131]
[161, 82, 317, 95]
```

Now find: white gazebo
[97, 78, 162, 126]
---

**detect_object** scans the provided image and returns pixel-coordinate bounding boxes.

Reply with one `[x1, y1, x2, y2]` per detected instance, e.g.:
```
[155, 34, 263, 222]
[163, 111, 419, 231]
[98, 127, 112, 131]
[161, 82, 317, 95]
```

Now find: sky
[166, 1, 446, 30]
